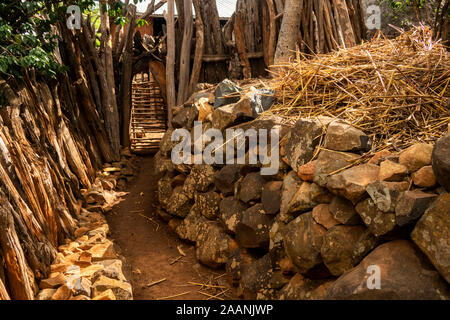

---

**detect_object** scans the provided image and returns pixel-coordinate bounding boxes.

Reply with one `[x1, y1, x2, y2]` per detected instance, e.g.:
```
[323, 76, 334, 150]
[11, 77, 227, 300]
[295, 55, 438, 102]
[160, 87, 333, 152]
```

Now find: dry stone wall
[156, 79, 450, 300]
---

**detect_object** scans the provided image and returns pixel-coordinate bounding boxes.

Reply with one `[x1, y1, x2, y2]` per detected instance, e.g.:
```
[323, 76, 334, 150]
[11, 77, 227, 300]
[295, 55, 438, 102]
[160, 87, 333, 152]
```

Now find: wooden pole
[274, 0, 303, 64]
[165, 0, 175, 128]
[177, 0, 193, 105]
[188, 0, 205, 96]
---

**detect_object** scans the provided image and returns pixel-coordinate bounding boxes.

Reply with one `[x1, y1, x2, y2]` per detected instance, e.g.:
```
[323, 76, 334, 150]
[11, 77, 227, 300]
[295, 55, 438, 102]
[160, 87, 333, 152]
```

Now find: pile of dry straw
[265, 26, 449, 152]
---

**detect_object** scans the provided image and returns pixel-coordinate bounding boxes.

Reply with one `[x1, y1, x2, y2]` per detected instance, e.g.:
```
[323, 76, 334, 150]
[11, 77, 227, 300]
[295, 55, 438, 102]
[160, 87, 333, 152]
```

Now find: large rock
[279, 274, 334, 300]
[214, 79, 242, 108]
[269, 217, 288, 268]
[175, 208, 209, 242]
[195, 224, 237, 268]
[326, 164, 380, 204]
[297, 160, 316, 182]
[356, 198, 396, 237]
[321, 225, 377, 276]
[214, 164, 242, 196]
[329, 196, 361, 225]
[283, 212, 327, 273]
[284, 117, 333, 172]
[261, 181, 283, 215]
[219, 197, 247, 233]
[378, 160, 408, 182]
[411, 194, 450, 283]
[157, 176, 173, 209]
[166, 187, 193, 218]
[326, 240, 450, 300]
[238, 255, 273, 299]
[183, 165, 215, 198]
[399, 143, 433, 172]
[159, 128, 176, 157]
[313, 150, 360, 187]
[211, 104, 243, 131]
[395, 190, 438, 226]
[324, 121, 370, 152]
[366, 180, 409, 213]
[431, 135, 450, 191]
[235, 204, 272, 249]
[195, 191, 221, 220]
[238, 172, 265, 203]
[229, 88, 275, 119]
[226, 248, 256, 286]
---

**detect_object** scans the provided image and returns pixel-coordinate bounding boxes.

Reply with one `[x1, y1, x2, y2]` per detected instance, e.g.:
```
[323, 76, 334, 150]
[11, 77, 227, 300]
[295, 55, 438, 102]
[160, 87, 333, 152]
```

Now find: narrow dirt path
[106, 156, 235, 300]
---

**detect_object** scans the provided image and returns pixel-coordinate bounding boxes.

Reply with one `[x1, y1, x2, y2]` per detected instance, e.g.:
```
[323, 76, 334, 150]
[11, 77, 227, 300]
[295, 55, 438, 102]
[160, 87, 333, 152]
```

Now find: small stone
[166, 187, 193, 218]
[92, 289, 116, 300]
[313, 150, 360, 187]
[235, 204, 272, 249]
[431, 134, 450, 191]
[214, 164, 242, 196]
[72, 277, 92, 297]
[226, 248, 256, 285]
[398, 143, 433, 172]
[312, 204, 340, 229]
[366, 181, 409, 213]
[378, 160, 408, 182]
[328, 196, 361, 225]
[297, 161, 316, 182]
[214, 79, 242, 108]
[412, 165, 437, 188]
[88, 241, 117, 262]
[195, 191, 221, 220]
[395, 190, 438, 226]
[368, 150, 391, 164]
[219, 197, 247, 233]
[238, 255, 273, 299]
[92, 276, 133, 300]
[356, 198, 396, 237]
[324, 121, 370, 152]
[195, 224, 236, 268]
[238, 172, 265, 203]
[326, 164, 380, 204]
[36, 288, 57, 300]
[279, 274, 333, 300]
[51, 284, 72, 300]
[39, 273, 66, 289]
[261, 181, 283, 215]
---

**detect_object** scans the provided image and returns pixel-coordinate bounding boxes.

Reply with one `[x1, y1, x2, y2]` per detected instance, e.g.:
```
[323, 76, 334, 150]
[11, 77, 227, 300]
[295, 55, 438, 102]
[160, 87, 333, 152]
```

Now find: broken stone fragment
[411, 165, 437, 188]
[355, 198, 396, 237]
[324, 121, 370, 152]
[51, 284, 72, 300]
[183, 165, 216, 198]
[226, 248, 257, 286]
[283, 212, 327, 274]
[398, 143, 433, 173]
[395, 190, 438, 226]
[431, 134, 450, 191]
[366, 180, 409, 213]
[284, 117, 334, 172]
[175, 207, 209, 242]
[92, 289, 116, 300]
[235, 204, 272, 249]
[157, 176, 172, 210]
[411, 193, 450, 283]
[219, 197, 247, 234]
[171, 105, 199, 129]
[328, 196, 361, 225]
[195, 223, 236, 268]
[159, 128, 176, 157]
[261, 181, 283, 215]
[325, 240, 450, 300]
[320, 225, 377, 276]
[39, 273, 66, 289]
[279, 274, 333, 300]
[195, 191, 221, 220]
[368, 149, 391, 165]
[36, 288, 57, 300]
[214, 164, 242, 196]
[297, 160, 316, 182]
[313, 149, 360, 187]
[166, 187, 193, 218]
[92, 276, 133, 300]
[238, 254, 273, 300]
[312, 204, 340, 229]
[326, 164, 380, 204]
[378, 160, 408, 182]
[269, 216, 288, 268]
[88, 241, 117, 262]
[214, 79, 243, 108]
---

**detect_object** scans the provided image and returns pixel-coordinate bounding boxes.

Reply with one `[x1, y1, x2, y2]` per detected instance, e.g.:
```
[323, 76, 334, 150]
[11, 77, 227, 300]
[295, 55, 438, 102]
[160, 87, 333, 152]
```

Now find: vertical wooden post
[188, 0, 205, 96]
[177, 0, 193, 105]
[274, 0, 303, 64]
[165, 0, 176, 128]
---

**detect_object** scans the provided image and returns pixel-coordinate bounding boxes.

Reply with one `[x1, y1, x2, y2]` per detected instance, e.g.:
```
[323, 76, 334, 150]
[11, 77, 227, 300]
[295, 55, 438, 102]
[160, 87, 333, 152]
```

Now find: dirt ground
[106, 156, 237, 300]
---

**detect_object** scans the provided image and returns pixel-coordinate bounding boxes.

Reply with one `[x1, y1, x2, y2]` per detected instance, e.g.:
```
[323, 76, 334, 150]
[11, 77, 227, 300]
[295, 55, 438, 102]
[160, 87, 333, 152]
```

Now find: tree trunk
[274, 0, 303, 64]
[234, 11, 252, 79]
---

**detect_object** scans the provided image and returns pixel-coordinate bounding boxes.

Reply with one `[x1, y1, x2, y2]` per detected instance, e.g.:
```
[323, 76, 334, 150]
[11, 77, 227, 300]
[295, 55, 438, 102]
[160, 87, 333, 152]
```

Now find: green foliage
[0, 0, 147, 79]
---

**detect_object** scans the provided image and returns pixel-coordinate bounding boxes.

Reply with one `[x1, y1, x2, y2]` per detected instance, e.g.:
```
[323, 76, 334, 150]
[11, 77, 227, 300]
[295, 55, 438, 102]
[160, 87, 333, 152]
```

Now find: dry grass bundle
[265, 26, 450, 152]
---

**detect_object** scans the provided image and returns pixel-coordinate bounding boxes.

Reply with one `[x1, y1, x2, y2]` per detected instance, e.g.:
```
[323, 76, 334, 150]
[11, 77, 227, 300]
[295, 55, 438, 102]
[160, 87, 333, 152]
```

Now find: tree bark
[188, 0, 205, 97]
[234, 11, 252, 79]
[274, 0, 303, 64]
[265, 0, 277, 66]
